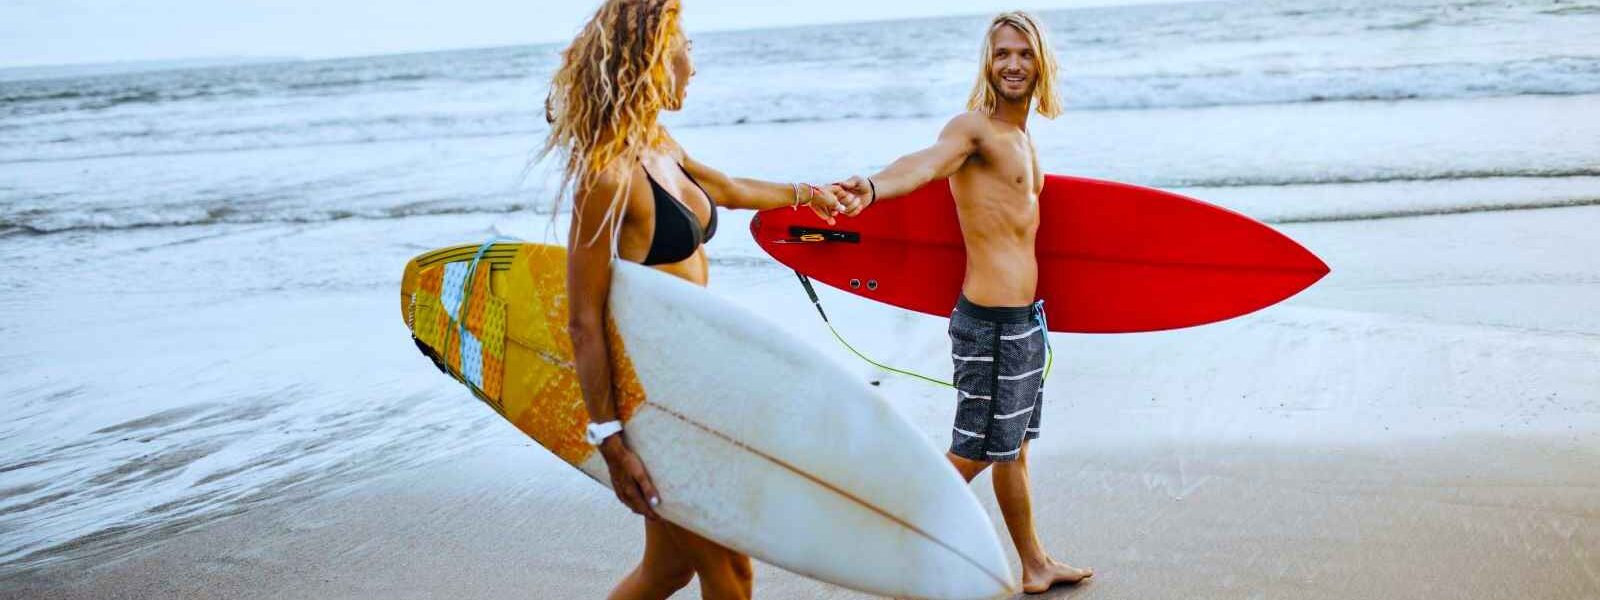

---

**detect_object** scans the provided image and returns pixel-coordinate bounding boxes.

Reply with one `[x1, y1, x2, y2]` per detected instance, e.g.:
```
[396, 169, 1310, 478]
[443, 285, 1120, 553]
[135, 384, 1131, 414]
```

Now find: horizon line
[0, 0, 1211, 73]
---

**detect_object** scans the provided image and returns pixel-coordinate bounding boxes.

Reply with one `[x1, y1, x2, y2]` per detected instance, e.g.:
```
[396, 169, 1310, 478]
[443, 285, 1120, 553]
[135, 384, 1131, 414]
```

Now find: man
[835, 11, 1093, 593]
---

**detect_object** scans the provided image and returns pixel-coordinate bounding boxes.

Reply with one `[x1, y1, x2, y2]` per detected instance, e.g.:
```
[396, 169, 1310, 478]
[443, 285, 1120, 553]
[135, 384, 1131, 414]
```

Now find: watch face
[587, 422, 619, 445]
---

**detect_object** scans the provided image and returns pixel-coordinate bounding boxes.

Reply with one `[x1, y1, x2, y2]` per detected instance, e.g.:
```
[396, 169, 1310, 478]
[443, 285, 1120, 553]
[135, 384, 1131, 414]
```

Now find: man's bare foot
[1021, 558, 1093, 594]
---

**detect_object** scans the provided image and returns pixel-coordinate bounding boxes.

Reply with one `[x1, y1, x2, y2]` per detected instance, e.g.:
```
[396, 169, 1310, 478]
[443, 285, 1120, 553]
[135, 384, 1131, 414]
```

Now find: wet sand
[4, 205, 1598, 599]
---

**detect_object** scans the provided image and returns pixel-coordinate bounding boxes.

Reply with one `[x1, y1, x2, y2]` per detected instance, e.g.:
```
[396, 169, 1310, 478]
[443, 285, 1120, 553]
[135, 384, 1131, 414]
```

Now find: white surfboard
[401, 243, 1014, 599]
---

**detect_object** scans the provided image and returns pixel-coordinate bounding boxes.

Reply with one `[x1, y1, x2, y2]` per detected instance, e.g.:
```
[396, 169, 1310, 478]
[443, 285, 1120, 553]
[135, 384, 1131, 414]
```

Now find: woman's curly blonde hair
[540, 0, 684, 244]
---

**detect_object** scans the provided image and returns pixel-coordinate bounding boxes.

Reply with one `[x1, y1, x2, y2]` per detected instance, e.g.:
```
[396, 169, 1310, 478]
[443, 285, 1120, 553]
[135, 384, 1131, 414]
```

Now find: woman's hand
[599, 434, 661, 520]
[800, 184, 846, 225]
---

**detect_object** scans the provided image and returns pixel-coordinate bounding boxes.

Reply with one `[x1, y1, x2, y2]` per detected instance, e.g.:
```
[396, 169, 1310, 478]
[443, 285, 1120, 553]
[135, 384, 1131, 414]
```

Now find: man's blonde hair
[966, 11, 1063, 119]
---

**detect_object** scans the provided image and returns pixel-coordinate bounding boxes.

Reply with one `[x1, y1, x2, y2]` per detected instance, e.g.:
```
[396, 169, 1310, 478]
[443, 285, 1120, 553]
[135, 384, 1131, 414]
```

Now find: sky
[0, 0, 1194, 68]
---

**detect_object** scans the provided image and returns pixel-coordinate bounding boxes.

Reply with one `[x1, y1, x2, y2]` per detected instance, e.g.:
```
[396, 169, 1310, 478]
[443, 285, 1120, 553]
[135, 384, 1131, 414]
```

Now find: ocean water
[1, 0, 1598, 569]
[3, 0, 1598, 233]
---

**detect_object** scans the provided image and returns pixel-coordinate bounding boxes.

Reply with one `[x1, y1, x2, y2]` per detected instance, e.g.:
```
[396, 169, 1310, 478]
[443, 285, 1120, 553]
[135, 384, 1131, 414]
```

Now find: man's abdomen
[960, 243, 1038, 307]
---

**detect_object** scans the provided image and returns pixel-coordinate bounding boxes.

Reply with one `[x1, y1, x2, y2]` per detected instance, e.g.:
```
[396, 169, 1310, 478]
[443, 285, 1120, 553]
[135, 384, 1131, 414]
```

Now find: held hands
[794, 183, 844, 225]
[833, 176, 875, 216]
[794, 180, 872, 225]
[599, 434, 661, 520]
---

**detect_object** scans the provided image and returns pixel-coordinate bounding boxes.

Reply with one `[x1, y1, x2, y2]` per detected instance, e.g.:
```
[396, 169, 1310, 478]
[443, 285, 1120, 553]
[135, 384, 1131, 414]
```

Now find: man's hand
[599, 434, 661, 520]
[834, 176, 874, 216]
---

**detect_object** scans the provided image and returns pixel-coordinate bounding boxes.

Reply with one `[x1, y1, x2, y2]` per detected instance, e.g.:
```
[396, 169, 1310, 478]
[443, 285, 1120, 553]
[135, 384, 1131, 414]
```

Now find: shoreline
[4, 203, 1598, 598]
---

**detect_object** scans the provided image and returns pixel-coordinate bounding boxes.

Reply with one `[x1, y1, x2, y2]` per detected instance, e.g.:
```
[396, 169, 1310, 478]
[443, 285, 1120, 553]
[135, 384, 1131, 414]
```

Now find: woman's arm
[565, 169, 660, 520]
[679, 152, 852, 224]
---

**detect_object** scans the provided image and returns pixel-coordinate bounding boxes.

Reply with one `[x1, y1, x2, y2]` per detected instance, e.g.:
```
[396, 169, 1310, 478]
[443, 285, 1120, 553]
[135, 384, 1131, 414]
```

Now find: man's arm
[840, 112, 985, 206]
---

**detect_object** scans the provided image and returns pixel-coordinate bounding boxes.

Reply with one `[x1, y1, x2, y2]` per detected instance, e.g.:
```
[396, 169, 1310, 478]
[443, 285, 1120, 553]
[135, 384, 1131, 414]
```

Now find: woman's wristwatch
[585, 420, 624, 446]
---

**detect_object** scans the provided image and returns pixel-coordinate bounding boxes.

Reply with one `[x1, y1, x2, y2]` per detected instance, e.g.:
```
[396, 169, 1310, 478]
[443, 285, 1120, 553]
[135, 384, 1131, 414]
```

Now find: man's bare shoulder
[942, 111, 993, 140]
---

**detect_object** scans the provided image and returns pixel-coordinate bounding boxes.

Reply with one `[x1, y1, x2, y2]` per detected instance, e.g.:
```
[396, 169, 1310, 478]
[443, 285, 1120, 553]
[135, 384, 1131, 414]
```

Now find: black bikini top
[641, 163, 718, 266]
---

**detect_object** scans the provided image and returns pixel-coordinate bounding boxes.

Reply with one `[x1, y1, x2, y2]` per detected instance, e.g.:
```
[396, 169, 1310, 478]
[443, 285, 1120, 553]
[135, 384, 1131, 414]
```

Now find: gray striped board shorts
[948, 295, 1050, 463]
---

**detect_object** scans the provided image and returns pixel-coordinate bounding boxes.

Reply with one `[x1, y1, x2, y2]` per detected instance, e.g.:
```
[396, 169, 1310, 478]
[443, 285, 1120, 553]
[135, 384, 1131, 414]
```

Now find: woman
[540, 1, 855, 598]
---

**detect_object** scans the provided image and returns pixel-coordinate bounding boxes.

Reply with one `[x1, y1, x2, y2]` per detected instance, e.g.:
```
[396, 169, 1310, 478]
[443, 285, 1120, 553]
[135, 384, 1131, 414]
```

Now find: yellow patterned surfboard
[401, 242, 645, 467]
[399, 241, 1016, 600]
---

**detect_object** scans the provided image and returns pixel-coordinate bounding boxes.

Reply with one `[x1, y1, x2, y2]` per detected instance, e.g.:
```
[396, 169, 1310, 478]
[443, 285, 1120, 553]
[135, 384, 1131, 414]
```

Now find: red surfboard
[752, 175, 1330, 334]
